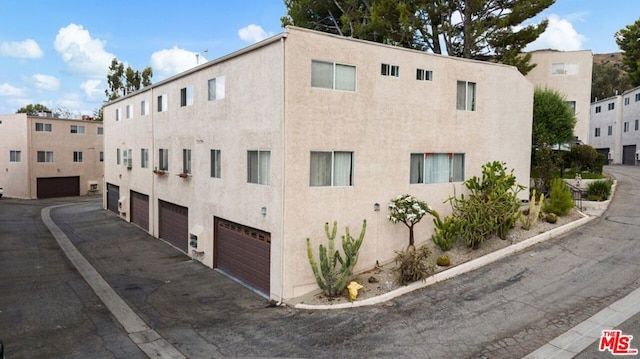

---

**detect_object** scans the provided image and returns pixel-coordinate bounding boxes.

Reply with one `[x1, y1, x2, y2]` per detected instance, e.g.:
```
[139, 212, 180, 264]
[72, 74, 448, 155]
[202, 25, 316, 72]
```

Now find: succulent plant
[546, 213, 558, 224]
[436, 254, 451, 267]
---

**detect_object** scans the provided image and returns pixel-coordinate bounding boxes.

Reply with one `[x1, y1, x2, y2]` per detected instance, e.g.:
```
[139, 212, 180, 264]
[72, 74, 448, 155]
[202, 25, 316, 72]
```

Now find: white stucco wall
[0, 114, 29, 198]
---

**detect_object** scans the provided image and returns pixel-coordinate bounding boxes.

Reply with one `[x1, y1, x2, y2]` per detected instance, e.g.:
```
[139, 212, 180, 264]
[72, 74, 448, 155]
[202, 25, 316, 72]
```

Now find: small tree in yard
[388, 194, 431, 250]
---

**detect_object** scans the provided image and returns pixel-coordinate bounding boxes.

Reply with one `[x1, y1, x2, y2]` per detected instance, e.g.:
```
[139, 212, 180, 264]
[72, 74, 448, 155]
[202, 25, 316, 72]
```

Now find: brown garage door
[158, 199, 188, 252]
[37, 176, 80, 199]
[106, 183, 119, 214]
[130, 190, 149, 231]
[215, 218, 270, 295]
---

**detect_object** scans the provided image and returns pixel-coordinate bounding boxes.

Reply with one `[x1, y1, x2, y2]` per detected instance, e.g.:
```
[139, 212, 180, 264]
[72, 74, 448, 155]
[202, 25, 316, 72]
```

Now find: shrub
[436, 254, 451, 267]
[306, 220, 366, 297]
[388, 194, 430, 249]
[430, 209, 459, 251]
[543, 179, 574, 216]
[394, 245, 433, 285]
[449, 161, 523, 249]
[546, 213, 558, 223]
[585, 179, 613, 201]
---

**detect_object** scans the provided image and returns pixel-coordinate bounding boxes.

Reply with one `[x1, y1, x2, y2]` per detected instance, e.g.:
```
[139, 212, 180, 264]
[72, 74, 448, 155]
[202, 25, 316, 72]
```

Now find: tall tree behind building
[105, 58, 153, 101]
[281, 0, 555, 75]
[616, 18, 640, 87]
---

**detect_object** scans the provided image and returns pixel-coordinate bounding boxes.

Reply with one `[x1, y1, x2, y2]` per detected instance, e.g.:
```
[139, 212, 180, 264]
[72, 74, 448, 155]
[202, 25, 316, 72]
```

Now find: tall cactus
[306, 220, 366, 297]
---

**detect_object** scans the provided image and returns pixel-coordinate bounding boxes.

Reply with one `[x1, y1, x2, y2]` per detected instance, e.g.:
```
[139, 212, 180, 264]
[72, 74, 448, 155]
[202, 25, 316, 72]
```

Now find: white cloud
[54, 23, 115, 77]
[238, 24, 274, 43]
[33, 74, 60, 91]
[0, 83, 24, 96]
[80, 79, 103, 99]
[150, 46, 199, 79]
[0, 39, 43, 58]
[525, 14, 586, 51]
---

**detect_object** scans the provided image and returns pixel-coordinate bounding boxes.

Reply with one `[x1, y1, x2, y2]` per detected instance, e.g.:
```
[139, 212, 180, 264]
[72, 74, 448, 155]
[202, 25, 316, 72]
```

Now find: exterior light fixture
[374, 203, 380, 212]
[261, 206, 267, 216]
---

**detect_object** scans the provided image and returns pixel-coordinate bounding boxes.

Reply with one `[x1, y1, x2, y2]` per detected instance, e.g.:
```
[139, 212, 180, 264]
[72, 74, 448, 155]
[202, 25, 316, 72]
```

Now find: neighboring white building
[590, 86, 640, 164]
[526, 50, 594, 145]
[0, 113, 104, 199]
[103, 26, 534, 301]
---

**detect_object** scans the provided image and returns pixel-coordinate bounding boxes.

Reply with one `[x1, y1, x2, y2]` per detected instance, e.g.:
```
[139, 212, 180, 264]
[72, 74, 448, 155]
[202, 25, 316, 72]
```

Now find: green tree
[93, 106, 104, 122]
[532, 87, 576, 148]
[591, 61, 632, 102]
[616, 18, 640, 86]
[388, 194, 431, 249]
[16, 103, 51, 115]
[282, 0, 554, 74]
[105, 58, 153, 101]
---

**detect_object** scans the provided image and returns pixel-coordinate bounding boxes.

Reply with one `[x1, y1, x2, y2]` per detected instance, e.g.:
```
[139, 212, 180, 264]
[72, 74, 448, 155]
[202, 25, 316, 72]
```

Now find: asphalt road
[1, 165, 639, 358]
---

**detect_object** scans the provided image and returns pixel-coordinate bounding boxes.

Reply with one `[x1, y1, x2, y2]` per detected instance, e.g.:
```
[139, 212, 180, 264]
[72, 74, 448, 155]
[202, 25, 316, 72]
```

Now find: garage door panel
[37, 176, 80, 199]
[215, 218, 270, 295]
[130, 191, 149, 231]
[106, 183, 119, 213]
[159, 200, 188, 253]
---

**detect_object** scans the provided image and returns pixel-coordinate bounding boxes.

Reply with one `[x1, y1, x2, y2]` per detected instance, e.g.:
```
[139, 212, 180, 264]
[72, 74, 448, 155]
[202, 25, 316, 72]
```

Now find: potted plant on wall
[153, 167, 166, 176]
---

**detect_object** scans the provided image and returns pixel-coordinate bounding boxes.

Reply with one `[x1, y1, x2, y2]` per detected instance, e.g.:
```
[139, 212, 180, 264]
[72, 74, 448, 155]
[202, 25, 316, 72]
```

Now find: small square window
[180, 86, 193, 107]
[595, 106, 601, 113]
[208, 77, 226, 100]
[416, 69, 433, 81]
[97, 127, 103, 135]
[247, 150, 270, 185]
[73, 151, 83, 163]
[10, 150, 21, 162]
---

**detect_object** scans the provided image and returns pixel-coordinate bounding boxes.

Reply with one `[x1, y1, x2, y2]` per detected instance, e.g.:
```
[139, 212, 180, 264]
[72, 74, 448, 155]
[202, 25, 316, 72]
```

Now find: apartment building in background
[0, 113, 104, 199]
[590, 85, 640, 164]
[102, 26, 534, 302]
[526, 49, 594, 145]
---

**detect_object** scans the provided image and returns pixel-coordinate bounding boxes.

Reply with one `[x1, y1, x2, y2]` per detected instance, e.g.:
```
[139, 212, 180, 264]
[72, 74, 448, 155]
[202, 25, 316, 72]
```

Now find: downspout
[151, 87, 156, 237]
[278, 34, 287, 305]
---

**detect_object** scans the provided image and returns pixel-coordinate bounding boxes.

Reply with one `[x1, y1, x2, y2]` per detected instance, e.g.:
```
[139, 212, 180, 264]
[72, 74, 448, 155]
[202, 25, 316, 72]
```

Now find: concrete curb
[294, 211, 594, 310]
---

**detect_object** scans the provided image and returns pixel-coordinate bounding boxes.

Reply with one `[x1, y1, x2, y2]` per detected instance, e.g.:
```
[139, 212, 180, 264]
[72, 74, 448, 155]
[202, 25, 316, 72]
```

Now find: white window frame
[9, 150, 21, 162]
[123, 149, 132, 168]
[208, 77, 226, 101]
[141, 100, 149, 116]
[381, 63, 400, 77]
[311, 60, 356, 92]
[126, 104, 132, 119]
[416, 68, 433, 81]
[410, 153, 465, 184]
[608, 103, 615, 111]
[624, 122, 629, 133]
[309, 151, 354, 187]
[115, 108, 121, 121]
[210, 149, 221, 178]
[456, 81, 476, 111]
[180, 86, 194, 107]
[608, 126, 613, 136]
[70, 125, 85, 134]
[116, 148, 121, 165]
[247, 150, 271, 185]
[182, 149, 192, 174]
[594, 128, 600, 137]
[551, 63, 578, 75]
[625, 97, 630, 106]
[37, 151, 54, 163]
[141, 148, 149, 168]
[73, 151, 83, 163]
[157, 94, 168, 112]
[35, 122, 52, 132]
[595, 106, 601, 113]
[636, 93, 640, 102]
[158, 148, 169, 171]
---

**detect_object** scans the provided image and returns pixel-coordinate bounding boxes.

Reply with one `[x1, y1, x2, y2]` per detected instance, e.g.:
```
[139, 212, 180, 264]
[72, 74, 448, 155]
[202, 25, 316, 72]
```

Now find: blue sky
[0, 0, 638, 116]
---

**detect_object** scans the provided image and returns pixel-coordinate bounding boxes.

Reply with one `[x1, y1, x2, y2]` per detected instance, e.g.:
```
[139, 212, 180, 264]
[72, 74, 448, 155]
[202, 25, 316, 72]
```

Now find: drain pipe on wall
[278, 34, 287, 306]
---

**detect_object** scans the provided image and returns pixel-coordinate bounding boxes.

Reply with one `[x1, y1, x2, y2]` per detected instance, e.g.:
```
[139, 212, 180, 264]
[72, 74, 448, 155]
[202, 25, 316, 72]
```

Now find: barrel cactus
[436, 254, 451, 267]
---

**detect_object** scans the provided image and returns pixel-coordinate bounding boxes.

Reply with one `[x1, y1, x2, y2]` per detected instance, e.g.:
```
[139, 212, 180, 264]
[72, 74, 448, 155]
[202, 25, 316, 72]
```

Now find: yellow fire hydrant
[347, 281, 364, 301]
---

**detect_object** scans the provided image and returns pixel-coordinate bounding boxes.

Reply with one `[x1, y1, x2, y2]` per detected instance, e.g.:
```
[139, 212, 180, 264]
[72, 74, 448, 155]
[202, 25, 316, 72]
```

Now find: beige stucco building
[103, 26, 534, 302]
[526, 50, 593, 145]
[0, 113, 104, 199]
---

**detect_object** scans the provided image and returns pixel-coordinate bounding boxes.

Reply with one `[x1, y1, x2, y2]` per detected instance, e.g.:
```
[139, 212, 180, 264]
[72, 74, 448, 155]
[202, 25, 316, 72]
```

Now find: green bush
[436, 254, 451, 267]
[449, 161, 523, 249]
[394, 246, 433, 285]
[585, 179, 613, 201]
[543, 179, 574, 216]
